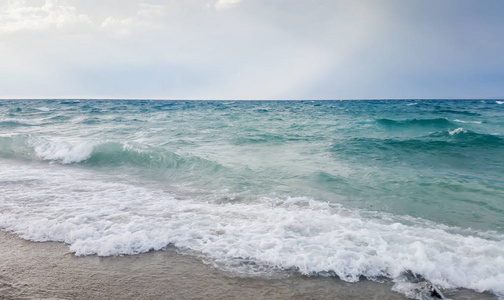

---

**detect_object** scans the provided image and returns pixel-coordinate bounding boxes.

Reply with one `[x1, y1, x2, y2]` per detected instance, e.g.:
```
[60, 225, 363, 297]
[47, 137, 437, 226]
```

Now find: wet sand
[0, 231, 496, 300]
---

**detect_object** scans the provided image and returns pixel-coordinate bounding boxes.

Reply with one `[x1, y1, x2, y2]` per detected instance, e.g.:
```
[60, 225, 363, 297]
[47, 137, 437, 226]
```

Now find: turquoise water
[1, 100, 503, 298]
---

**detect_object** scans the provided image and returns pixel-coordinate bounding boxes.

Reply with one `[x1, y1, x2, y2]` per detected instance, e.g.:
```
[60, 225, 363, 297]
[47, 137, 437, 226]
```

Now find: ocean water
[1, 99, 503, 299]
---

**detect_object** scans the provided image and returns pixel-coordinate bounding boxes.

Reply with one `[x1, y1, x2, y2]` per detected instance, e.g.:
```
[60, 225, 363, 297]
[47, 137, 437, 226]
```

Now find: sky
[0, 0, 503, 100]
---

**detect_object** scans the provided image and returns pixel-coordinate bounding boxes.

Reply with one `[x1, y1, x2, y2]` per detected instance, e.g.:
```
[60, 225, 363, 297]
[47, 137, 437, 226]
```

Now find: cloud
[0, 0, 92, 33]
[1, 0, 503, 99]
[215, 0, 241, 11]
[137, 3, 165, 17]
[100, 16, 134, 37]
[0, 1, 167, 36]
[100, 3, 167, 37]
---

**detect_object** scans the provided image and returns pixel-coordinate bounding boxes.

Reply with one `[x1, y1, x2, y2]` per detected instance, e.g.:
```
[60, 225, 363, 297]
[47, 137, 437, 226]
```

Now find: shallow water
[1, 231, 410, 300]
[1, 99, 503, 299]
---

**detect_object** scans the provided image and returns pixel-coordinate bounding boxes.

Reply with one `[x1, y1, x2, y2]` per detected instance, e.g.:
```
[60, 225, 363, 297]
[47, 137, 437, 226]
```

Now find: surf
[1, 160, 503, 298]
[1, 99, 504, 299]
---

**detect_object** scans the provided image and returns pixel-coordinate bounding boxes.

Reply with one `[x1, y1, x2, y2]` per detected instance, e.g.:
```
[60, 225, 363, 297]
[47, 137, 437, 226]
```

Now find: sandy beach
[1, 231, 497, 300]
[0, 231, 405, 300]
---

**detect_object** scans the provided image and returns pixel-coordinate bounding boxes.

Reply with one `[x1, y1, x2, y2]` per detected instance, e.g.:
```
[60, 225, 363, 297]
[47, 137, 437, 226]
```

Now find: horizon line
[1, 98, 503, 101]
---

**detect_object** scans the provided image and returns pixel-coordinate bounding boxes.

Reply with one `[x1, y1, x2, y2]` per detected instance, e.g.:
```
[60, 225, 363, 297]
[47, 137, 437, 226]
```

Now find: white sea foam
[27, 137, 95, 164]
[448, 128, 466, 135]
[406, 103, 418, 106]
[454, 119, 482, 124]
[0, 118, 44, 126]
[0, 161, 503, 298]
[496, 101, 504, 105]
[35, 107, 51, 112]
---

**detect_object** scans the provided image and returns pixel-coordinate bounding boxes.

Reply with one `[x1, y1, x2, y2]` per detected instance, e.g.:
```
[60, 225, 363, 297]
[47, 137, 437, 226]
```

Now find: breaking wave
[0, 135, 223, 172]
[0, 162, 503, 298]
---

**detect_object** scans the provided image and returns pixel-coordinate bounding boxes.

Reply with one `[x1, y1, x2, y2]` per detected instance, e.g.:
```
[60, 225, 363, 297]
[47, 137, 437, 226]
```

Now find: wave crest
[428, 129, 504, 146]
[0, 136, 223, 172]
[0, 118, 45, 126]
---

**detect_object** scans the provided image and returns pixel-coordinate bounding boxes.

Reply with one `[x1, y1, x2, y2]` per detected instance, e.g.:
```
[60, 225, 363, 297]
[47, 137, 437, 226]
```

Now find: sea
[1, 99, 503, 299]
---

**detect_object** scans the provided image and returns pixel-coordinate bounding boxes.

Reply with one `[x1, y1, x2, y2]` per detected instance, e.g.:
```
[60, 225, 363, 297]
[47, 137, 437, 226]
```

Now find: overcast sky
[1, 0, 503, 100]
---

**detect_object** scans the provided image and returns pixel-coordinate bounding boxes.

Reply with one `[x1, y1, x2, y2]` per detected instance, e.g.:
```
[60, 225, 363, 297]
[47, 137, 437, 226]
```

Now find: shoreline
[0, 231, 404, 300]
[0, 231, 497, 299]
